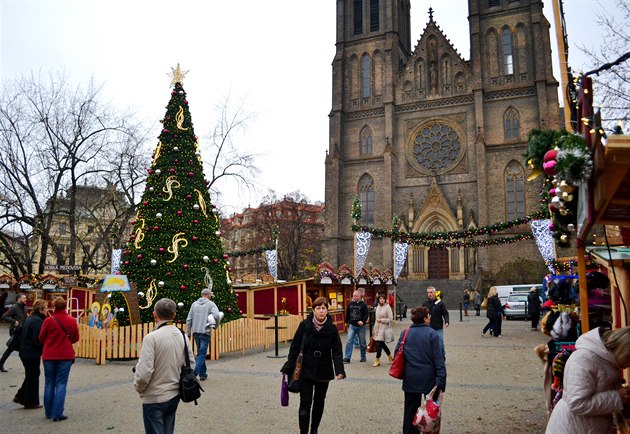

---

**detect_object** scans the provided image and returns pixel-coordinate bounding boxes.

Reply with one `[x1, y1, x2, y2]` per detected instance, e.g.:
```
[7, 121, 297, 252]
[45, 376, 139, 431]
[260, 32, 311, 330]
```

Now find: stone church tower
[323, 0, 560, 293]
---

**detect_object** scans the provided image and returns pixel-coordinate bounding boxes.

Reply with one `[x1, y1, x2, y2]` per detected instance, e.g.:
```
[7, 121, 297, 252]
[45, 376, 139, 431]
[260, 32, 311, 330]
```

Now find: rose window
[412, 123, 461, 172]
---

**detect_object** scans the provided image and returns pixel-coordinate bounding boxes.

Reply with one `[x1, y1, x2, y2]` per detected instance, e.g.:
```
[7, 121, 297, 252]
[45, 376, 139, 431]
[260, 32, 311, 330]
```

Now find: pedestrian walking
[134, 298, 195, 434]
[371, 294, 393, 367]
[281, 297, 345, 434]
[0, 293, 27, 372]
[422, 286, 449, 359]
[39, 296, 80, 421]
[474, 289, 482, 316]
[343, 290, 368, 363]
[462, 289, 471, 316]
[394, 306, 446, 434]
[482, 287, 503, 338]
[185, 288, 222, 381]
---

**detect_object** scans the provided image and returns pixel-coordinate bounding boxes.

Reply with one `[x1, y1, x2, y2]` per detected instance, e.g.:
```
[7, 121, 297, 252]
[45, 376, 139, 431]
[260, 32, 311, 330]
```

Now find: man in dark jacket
[422, 287, 449, 360]
[0, 293, 27, 372]
[343, 290, 368, 363]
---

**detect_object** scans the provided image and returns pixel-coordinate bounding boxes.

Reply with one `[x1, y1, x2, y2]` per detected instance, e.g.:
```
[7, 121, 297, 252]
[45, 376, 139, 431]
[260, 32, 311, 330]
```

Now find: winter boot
[388, 354, 393, 364]
[372, 357, 380, 367]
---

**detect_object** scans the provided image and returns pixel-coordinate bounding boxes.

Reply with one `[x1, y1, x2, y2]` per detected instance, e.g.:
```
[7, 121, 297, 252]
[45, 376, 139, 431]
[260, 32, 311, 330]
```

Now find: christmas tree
[119, 65, 241, 324]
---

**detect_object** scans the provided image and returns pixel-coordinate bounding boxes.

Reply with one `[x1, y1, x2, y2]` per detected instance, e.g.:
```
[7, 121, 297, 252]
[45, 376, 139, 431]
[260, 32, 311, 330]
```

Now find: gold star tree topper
[168, 63, 189, 87]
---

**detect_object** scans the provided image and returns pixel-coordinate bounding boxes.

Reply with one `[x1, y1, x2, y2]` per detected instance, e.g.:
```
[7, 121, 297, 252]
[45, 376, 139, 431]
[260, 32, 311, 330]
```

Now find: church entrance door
[428, 247, 449, 279]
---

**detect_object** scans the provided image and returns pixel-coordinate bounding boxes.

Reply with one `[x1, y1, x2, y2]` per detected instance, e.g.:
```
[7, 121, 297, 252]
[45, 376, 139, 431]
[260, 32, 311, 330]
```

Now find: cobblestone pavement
[0, 313, 550, 433]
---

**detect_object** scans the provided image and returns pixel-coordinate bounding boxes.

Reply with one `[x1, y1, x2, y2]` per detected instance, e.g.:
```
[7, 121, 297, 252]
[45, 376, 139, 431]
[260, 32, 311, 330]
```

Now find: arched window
[353, 0, 363, 35]
[502, 28, 514, 75]
[505, 161, 525, 220]
[504, 107, 520, 140]
[370, 0, 379, 32]
[362, 55, 372, 98]
[360, 126, 373, 155]
[358, 174, 375, 225]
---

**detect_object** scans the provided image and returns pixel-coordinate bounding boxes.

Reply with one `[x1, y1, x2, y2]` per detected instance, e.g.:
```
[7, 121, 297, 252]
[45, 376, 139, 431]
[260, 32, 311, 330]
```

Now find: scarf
[313, 316, 326, 332]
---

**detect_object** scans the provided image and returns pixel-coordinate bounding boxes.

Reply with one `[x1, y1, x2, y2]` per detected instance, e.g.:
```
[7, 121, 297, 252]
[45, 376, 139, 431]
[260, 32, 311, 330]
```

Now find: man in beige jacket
[134, 298, 194, 434]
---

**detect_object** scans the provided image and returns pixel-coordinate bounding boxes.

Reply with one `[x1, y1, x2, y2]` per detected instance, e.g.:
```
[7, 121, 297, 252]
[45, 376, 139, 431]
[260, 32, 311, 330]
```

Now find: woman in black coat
[15, 299, 47, 408]
[281, 297, 345, 434]
[482, 287, 503, 337]
[527, 287, 542, 331]
[395, 306, 446, 434]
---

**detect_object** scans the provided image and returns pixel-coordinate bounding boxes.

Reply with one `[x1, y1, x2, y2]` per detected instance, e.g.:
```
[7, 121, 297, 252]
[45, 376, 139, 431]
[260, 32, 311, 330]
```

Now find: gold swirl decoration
[153, 140, 162, 164]
[139, 279, 158, 310]
[201, 267, 213, 291]
[162, 176, 181, 201]
[134, 218, 145, 249]
[176, 106, 189, 130]
[167, 232, 188, 263]
[194, 189, 208, 217]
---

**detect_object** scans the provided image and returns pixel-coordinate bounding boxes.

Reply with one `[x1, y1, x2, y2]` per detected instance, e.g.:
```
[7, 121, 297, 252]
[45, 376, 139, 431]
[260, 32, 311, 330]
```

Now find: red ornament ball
[180, 284, 186, 290]
[228, 308, 232, 312]
[159, 247, 165, 253]
[153, 226, 159, 231]
[223, 254, 229, 259]
[169, 168, 175, 174]
[143, 201, 148, 206]
[186, 194, 192, 200]
[193, 219, 199, 224]
[148, 169, 153, 174]
[543, 149, 558, 162]
[192, 236, 199, 241]
[188, 172, 194, 177]
[137, 254, 143, 259]
[124, 261, 129, 266]
[177, 210, 183, 216]
[167, 272, 172, 276]
[183, 264, 189, 269]
[213, 258, 219, 263]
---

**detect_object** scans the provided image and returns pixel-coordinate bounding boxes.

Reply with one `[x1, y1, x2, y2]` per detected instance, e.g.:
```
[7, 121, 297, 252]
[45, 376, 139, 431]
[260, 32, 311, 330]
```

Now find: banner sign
[100, 274, 131, 292]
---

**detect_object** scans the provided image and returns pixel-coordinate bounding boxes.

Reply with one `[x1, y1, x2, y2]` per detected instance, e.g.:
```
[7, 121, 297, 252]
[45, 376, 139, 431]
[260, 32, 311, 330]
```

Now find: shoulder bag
[389, 327, 410, 379]
[366, 335, 377, 353]
[287, 331, 306, 393]
[178, 328, 204, 404]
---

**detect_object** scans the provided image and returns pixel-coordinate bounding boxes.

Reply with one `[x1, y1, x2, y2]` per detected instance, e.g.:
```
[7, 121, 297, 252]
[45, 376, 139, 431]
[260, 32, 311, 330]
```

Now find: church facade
[322, 0, 561, 287]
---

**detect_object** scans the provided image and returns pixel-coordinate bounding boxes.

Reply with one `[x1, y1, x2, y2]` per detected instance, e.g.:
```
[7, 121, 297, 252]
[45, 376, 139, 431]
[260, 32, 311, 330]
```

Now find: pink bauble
[180, 284, 186, 290]
[148, 169, 153, 174]
[228, 308, 232, 312]
[188, 172, 194, 177]
[549, 188, 556, 196]
[143, 201, 148, 206]
[137, 254, 143, 259]
[183, 264, 189, 269]
[223, 254, 229, 259]
[193, 219, 199, 224]
[159, 247, 165, 253]
[192, 236, 199, 241]
[549, 223, 555, 231]
[213, 258, 219, 263]
[169, 168, 175, 174]
[177, 210, 182, 216]
[154, 226, 159, 231]
[124, 261, 129, 266]
[543, 160, 557, 176]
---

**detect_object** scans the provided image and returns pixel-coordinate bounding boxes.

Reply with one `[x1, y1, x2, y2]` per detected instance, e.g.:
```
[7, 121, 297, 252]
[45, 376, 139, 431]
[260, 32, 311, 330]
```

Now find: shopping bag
[281, 374, 289, 406]
[413, 386, 442, 433]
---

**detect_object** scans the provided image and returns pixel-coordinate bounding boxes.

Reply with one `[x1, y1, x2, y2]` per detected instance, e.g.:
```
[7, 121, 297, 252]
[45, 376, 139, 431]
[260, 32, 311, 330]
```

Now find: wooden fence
[74, 314, 304, 365]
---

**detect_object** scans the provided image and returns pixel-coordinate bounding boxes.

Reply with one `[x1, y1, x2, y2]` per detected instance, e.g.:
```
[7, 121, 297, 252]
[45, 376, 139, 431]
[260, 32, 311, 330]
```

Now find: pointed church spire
[428, 7, 434, 22]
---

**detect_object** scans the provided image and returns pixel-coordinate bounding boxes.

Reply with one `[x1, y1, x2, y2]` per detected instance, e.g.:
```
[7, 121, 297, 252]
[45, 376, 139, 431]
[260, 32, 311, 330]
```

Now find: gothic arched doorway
[428, 246, 449, 279]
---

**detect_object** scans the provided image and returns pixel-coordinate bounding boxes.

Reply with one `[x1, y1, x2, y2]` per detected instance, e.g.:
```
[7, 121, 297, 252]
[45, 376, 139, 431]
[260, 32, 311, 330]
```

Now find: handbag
[480, 297, 488, 309]
[389, 327, 410, 379]
[280, 374, 290, 406]
[178, 329, 204, 404]
[366, 336, 377, 353]
[413, 386, 442, 433]
[385, 327, 394, 343]
[287, 332, 306, 393]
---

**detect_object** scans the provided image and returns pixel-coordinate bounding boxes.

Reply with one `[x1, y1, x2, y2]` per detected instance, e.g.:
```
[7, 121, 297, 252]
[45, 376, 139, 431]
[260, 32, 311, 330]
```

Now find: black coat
[2, 302, 26, 334]
[282, 314, 345, 382]
[527, 292, 541, 315]
[422, 298, 449, 330]
[486, 295, 503, 320]
[19, 310, 45, 360]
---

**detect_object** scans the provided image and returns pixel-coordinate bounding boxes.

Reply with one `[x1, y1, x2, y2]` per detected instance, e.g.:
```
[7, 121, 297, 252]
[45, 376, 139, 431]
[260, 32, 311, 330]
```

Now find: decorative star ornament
[168, 63, 189, 87]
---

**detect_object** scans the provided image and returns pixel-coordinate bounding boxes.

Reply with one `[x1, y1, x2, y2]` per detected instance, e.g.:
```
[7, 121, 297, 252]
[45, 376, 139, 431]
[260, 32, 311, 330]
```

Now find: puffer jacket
[371, 303, 393, 342]
[281, 314, 345, 382]
[545, 327, 624, 434]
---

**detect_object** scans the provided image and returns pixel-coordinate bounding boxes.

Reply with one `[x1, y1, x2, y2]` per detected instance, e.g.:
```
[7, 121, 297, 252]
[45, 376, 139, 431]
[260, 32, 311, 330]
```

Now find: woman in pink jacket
[545, 326, 630, 433]
[39, 297, 80, 422]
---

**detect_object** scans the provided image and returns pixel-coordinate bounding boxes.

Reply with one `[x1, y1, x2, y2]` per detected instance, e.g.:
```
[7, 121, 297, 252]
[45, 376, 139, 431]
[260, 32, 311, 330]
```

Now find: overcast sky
[0, 0, 623, 214]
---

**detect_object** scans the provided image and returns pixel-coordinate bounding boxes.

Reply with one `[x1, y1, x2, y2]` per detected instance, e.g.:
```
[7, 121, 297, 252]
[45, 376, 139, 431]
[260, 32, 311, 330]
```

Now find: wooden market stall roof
[577, 133, 630, 333]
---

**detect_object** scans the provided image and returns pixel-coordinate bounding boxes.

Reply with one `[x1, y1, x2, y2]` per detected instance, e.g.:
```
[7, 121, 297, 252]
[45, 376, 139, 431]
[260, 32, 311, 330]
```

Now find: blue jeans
[142, 395, 180, 434]
[344, 324, 366, 360]
[434, 328, 445, 358]
[193, 333, 210, 379]
[43, 359, 73, 419]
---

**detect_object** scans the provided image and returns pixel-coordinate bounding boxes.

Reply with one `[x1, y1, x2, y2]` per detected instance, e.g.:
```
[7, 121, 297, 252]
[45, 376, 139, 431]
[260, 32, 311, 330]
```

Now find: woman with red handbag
[393, 306, 446, 434]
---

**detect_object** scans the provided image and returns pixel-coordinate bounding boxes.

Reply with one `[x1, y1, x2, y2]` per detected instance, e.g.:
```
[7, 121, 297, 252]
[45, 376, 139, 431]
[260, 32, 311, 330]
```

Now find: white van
[494, 284, 542, 306]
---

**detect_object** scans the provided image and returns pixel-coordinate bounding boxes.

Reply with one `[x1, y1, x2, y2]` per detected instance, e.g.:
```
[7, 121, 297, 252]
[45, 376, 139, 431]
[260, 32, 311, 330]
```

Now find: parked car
[504, 293, 529, 320]
[395, 294, 407, 319]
